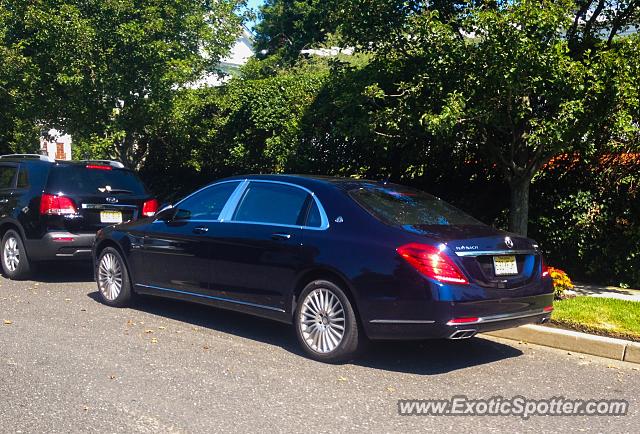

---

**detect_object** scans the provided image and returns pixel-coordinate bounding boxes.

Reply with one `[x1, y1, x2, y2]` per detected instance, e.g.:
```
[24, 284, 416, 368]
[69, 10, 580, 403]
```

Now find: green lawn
[551, 297, 640, 342]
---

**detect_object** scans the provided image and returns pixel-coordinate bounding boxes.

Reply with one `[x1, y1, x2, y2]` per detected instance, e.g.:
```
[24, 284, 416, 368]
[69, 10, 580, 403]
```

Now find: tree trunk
[508, 175, 531, 236]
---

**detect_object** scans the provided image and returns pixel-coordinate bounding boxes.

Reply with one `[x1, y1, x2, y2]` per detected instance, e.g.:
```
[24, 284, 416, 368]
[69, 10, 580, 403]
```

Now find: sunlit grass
[551, 297, 640, 341]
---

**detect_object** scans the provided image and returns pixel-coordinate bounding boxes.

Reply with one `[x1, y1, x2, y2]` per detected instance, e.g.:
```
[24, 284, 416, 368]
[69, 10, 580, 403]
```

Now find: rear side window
[177, 182, 239, 220]
[305, 200, 322, 228]
[0, 166, 17, 189]
[350, 184, 482, 226]
[17, 167, 29, 188]
[233, 182, 308, 226]
[46, 165, 147, 195]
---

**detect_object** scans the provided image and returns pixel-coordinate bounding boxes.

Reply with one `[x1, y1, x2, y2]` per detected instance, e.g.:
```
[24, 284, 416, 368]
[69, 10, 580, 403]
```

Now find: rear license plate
[100, 210, 122, 224]
[493, 255, 518, 276]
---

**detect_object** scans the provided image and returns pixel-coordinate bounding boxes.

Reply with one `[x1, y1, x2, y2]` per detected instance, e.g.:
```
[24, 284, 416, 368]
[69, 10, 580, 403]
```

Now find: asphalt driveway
[1, 264, 638, 433]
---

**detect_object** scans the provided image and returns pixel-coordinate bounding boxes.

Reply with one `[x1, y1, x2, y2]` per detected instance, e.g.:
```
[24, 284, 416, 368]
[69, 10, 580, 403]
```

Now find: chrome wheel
[299, 288, 346, 354]
[3, 236, 20, 272]
[98, 252, 123, 301]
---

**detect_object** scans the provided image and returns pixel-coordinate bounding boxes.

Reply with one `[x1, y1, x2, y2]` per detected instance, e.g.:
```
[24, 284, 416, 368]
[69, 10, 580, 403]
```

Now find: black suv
[0, 154, 157, 279]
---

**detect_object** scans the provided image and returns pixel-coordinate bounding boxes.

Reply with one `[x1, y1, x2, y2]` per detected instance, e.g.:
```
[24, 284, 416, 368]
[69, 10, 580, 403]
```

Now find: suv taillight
[142, 199, 158, 217]
[40, 193, 77, 215]
[397, 243, 469, 284]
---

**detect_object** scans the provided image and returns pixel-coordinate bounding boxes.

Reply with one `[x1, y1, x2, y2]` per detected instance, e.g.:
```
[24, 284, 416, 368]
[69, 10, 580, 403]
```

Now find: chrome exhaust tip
[448, 329, 477, 340]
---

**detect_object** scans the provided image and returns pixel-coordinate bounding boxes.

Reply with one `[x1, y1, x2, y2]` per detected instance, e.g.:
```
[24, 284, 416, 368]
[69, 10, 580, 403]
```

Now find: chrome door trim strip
[135, 283, 286, 313]
[369, 319, 435, 324]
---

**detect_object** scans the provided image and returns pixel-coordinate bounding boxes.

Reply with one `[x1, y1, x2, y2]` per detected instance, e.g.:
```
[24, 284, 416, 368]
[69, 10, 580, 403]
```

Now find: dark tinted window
[350, 184, 482, 226]
[46, 165, 147, 195]
[0, 166, 17, 189]
[17, 167, 29, 188]
[178, 182, 239, 220]
[233, 182, 308, 225]
[306, 200, 322, 227]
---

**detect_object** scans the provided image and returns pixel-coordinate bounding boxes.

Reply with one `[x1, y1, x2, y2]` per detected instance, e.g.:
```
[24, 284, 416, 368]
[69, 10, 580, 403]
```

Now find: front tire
[294, 280, 365, 363]
[1, 230, 31, 280]
[96, 247, 133, 307]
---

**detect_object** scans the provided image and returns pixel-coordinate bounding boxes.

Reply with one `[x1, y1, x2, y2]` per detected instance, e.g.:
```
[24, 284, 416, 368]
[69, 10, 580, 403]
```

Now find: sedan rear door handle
[271, 233, 291, 240]
[192, 226, 209, 234]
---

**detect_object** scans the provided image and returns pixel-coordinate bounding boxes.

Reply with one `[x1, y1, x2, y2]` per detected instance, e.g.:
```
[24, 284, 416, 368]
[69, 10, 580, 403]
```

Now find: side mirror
[155, 206, 177, 222]
[173, 209, 191, 220]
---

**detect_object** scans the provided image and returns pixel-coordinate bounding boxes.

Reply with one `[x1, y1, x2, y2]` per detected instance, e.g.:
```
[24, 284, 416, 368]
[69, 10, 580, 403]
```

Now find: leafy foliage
[0, 0, 243, 166]
[330, 0, 640, 235]
[531, 153, 640, 287]
[139, 58, 329, 199]
[255, 0, 338, 62]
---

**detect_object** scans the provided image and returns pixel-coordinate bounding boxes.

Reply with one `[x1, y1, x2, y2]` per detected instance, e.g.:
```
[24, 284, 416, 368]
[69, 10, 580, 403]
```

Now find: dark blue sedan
[93, 175, 554, 362]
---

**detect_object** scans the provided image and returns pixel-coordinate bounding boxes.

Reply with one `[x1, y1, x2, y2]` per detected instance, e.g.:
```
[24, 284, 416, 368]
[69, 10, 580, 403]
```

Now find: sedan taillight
[142, 199, 159, 217]
[541, 257, 550, 277]
[397, 243, 469, 284]
[40, 193, 77, 215]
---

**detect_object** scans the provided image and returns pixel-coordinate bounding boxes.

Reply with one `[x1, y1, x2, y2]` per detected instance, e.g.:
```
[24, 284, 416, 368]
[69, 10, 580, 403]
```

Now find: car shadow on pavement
[87, 291, 523, 375]
[29, 262, 95, 283]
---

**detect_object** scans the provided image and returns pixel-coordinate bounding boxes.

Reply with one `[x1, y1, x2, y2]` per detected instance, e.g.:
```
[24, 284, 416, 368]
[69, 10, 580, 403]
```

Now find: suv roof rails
[0, 154, 54, 162]
[77, 160, 126, 169]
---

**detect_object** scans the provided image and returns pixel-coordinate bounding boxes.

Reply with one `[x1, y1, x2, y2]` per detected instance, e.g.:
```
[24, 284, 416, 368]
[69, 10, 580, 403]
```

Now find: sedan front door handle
[271, 233, 291, 240]
[192, 226, 209, 234]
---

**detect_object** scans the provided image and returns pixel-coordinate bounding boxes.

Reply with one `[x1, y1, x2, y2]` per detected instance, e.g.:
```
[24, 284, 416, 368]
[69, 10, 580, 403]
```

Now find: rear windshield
[349, 184, 482, 226]
[46, 165, 147, 196]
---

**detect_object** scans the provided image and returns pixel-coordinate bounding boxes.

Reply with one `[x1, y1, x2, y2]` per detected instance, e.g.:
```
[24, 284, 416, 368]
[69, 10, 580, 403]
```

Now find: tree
[255, 0, 338, 62]
[137, 58, 330, 199]
[332, 0, 640, 235]
[0, 0, 243, 167]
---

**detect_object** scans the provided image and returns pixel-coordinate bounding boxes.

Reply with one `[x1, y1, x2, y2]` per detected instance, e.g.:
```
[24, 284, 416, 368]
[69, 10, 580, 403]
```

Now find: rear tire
[1, 229, 31, 280]
[96, 247, 133, 307]
[294, 280, 366, 363]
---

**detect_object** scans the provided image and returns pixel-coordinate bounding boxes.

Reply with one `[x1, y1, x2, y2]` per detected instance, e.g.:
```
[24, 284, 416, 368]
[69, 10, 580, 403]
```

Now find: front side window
[350, 184, 482, 227]
[232, 182, 309, 226]
[0, 166, 17, 189]
[177, 182, 240, 221]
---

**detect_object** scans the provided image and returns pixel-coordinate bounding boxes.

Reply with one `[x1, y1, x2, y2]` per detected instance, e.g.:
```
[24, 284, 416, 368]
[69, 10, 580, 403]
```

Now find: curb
[482, 325, 640, 364]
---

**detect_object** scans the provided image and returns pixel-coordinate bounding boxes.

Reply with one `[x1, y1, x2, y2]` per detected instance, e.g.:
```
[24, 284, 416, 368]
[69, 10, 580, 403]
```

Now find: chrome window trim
[454, 249, 537, 257]
[152, 178, 330, 231]
[152, 179, 246, 224]
[218, 179, 250, 222]
[135, 283, 285, 313]
[228, 179, 330, 231]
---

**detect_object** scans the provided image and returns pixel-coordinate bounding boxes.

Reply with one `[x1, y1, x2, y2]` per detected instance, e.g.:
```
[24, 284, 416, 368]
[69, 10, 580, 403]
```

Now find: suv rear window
[350, 184, 482, 226]
[46, 165, 147, 196]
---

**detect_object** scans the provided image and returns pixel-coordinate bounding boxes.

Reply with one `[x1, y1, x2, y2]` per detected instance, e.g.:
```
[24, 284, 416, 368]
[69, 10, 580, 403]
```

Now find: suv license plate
[493, 255, 518, 276]
[100, 211, 122, 224]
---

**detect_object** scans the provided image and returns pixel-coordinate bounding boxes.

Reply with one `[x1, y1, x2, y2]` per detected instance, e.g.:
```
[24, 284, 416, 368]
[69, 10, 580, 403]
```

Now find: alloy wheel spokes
[98, 253, 123, 301]
[3, 237, 20, 272]
[299, 288, 346, 354]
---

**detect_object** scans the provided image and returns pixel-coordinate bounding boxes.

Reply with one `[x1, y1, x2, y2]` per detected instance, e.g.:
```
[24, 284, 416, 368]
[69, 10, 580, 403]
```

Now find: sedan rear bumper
[364, 292, 554, 340]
